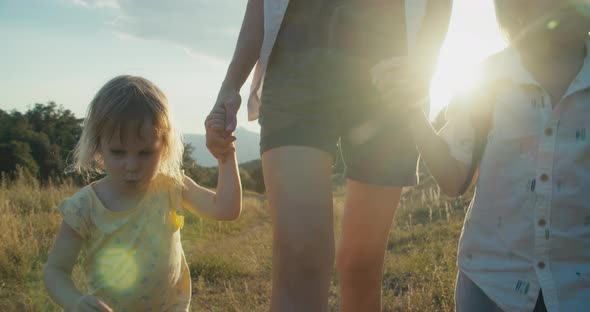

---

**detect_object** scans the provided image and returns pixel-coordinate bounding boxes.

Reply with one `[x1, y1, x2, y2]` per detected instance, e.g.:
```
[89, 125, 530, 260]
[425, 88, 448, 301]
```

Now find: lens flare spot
[547, 20, 560, 30]
[96, 247, 139, 291]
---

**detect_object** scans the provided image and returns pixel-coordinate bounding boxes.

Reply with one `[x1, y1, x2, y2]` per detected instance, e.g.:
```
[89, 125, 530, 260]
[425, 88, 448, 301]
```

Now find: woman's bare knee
[336, 246, 383, 282]
[275, 221, 335, 272]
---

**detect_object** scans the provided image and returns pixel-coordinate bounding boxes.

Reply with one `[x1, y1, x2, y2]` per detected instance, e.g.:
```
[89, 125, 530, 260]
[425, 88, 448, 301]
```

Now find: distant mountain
[183, 127, 260, 167]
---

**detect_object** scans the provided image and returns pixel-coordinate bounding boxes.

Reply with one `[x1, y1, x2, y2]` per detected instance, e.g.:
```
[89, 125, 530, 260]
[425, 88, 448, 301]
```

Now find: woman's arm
[210, 0, 264, 134]
[373, 0, 470, 196]
[44, 222, 112, 311]
[414, 0, 453, 67]
[222, 0, 264, 91]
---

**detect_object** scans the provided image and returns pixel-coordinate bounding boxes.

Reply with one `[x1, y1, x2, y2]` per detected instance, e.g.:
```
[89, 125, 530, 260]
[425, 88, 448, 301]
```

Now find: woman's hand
[371, 56, 430, 113]
[205, 106, 236, 162]
[209, 86, 241, 132]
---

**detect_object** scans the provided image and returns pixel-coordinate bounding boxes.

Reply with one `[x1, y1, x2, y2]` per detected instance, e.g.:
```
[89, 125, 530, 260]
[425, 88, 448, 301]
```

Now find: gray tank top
[264, 0, 409, 95]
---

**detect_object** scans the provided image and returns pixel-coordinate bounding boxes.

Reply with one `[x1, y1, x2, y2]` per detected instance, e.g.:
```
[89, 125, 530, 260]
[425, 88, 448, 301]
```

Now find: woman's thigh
[262, 146, 335, 248]
[338, 181, 402, 264]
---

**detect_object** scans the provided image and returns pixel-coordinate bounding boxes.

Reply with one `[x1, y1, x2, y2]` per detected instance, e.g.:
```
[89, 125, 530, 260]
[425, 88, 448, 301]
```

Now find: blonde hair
[71, 75, 184, 187]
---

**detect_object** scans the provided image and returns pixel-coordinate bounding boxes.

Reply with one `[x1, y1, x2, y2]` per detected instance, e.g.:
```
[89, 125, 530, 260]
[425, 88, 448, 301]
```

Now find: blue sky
[0, 0, 504, 134]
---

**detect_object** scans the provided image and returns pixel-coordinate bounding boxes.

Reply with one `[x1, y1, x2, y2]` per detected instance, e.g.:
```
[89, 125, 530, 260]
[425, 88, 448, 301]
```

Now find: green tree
[0, 102, 83, 181]
[0, 141, 39, 175]
[240, 159, 264, 193]
[25, 102, 82, 165]
[182, 143, 216, 187]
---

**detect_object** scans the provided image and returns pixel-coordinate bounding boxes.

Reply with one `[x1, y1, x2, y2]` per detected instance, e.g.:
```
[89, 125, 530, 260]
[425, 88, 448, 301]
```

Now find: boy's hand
[205, 108, 236, 161]
[69, 295, 112, 312]
[371, 56, 429, 113]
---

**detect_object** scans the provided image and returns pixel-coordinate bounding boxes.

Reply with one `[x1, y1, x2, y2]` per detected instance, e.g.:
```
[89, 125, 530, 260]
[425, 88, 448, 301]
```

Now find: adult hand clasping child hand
[371, 56, 430, 114]
[205, 106, 236, 162]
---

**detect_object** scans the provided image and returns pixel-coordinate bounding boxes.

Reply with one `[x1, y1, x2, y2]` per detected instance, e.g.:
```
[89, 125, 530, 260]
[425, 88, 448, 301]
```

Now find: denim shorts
[261, 34, 428, 187]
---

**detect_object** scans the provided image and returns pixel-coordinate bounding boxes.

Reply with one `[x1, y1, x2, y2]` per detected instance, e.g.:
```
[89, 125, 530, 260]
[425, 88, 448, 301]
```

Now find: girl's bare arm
[183, 152, 242, 221]
[43, 222, 112, 311]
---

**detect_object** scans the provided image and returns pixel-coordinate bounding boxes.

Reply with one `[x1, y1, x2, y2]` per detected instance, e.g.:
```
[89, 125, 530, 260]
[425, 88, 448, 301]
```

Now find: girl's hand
[206, 128, 236, 161]
[69, 295, 112, 312]
[371, 56, 429, 113]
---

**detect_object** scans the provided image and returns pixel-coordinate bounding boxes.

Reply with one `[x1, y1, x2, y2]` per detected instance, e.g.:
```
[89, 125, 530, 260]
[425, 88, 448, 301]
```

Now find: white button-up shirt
[441, 40, 590, 312]
[246, 0, 429, 121]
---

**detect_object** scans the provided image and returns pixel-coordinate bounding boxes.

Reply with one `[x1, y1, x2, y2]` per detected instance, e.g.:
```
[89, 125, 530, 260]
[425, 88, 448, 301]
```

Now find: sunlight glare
[428, 0, 507, 120]
[96, 247, 140, 292]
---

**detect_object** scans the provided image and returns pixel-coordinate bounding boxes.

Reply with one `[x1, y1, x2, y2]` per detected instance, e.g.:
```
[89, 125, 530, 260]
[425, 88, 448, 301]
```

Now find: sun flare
[428, 0, 507, 120]
[96, 247, 140, 292]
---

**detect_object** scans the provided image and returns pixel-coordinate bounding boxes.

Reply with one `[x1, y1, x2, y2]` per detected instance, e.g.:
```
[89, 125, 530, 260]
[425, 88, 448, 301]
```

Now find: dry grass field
[0, 171, 472, 311]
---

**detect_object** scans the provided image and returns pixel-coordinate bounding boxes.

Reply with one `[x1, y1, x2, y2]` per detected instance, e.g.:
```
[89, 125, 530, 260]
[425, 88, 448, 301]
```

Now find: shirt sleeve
[56, 194, 91, 240]
[439, 94, 477, 165]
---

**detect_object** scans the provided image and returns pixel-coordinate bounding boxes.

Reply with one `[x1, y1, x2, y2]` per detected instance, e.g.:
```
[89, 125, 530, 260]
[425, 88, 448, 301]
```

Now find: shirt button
[544, 128, 553, 136]
[540, 174, 549, 182]
[538, 219, 546, 226]
[538, 261, 546, 269]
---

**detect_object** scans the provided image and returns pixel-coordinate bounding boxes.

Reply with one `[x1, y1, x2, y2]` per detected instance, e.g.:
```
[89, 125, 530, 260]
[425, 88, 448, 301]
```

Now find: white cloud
[73, 0, 247, 59]
[73, 0, 120, 9]
[72, 0, 89, 7]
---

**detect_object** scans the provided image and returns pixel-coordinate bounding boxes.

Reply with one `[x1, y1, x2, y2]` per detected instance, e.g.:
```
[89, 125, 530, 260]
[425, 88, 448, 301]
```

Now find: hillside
[184, 127, 260, 167]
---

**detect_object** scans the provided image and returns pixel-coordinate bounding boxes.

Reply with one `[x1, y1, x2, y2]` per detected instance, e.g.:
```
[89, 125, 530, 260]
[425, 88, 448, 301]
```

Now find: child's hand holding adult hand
[69, 295, 112, 312]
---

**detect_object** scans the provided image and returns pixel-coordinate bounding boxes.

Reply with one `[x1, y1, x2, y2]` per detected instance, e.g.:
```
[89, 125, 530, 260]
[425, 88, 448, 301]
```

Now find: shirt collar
[566, 38, 590, 96]
[484, 36, 590, 95]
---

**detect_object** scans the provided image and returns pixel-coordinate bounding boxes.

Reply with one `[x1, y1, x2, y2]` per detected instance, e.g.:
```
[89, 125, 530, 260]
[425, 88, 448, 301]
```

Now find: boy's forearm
[43, 267, 84, 310]
[222, 0, 264, 90]
[215, 153, 242, 220]
[409, 110, 470, 197]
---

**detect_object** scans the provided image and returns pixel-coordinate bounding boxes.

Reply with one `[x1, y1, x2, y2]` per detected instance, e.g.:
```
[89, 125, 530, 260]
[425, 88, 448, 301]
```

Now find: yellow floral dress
[57, 175, 190, 311]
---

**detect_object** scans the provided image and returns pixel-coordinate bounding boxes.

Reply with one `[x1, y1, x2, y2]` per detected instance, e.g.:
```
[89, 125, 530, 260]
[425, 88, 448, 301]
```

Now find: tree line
[0, 102, 265, 192]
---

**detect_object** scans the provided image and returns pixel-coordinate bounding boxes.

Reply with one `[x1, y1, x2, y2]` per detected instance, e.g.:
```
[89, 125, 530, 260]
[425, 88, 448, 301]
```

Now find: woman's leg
[263, 146, 335, 312]
[336, 180, 403, 312]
